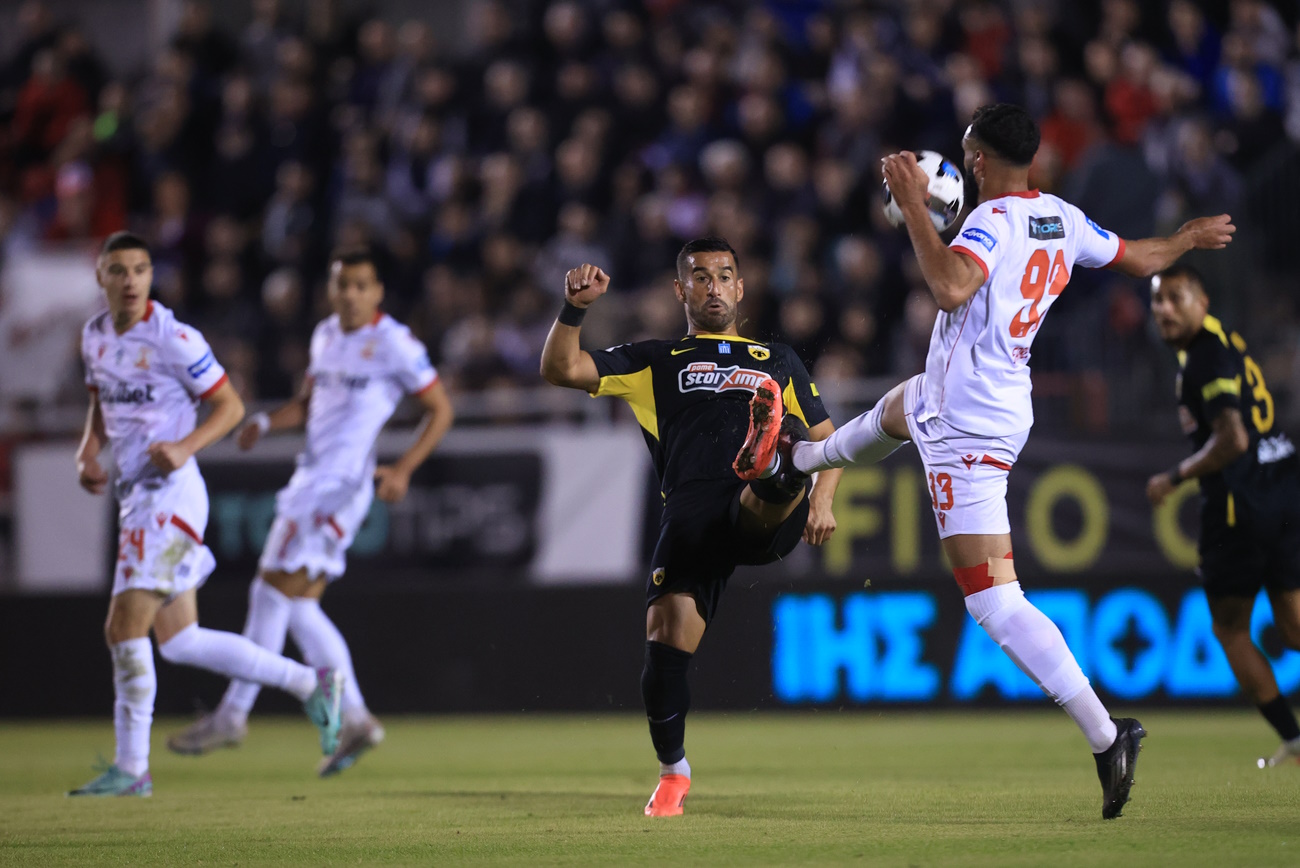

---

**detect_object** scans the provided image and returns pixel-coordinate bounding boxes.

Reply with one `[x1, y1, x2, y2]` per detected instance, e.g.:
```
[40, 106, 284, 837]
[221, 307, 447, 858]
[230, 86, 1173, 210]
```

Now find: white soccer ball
[882, 150, 965, 232]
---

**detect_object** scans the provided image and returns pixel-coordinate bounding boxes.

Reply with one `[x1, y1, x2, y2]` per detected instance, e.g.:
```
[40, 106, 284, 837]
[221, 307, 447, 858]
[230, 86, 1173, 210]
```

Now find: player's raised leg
[154, 588, 343, 754]
[789, 380, 911, 475]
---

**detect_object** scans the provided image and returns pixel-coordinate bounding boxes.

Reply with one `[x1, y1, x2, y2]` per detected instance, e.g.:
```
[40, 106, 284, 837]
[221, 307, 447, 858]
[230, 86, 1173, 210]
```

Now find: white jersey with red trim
[922, 190, 1124, 436]
[299, 313, 438, 482]
[81, 301, 229, 492]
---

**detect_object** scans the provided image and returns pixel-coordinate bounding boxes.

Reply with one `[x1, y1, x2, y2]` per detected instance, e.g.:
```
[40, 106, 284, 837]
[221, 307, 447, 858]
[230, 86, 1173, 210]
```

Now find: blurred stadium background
[1, 0, 1299, 722]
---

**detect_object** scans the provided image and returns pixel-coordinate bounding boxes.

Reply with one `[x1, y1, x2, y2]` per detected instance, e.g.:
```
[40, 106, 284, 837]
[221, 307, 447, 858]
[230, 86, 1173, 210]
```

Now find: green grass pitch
[2, 711, 1298, 866]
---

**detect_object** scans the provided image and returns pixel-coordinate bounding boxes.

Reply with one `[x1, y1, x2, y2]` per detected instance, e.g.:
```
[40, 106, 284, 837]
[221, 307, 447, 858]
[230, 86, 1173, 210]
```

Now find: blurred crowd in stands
[0, 0, 1297, 425]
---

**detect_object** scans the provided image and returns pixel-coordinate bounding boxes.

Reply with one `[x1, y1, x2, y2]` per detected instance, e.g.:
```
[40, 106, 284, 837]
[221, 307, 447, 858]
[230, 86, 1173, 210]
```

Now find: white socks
[158, 622, 317, 701]
[111, 638, 155, 777]
[660, 756, 691, 778]
[289, 597, 367, 721]
[219, 577, 294, 721]
[792, 396, 907, 474]
[965, 581, 1118, 753]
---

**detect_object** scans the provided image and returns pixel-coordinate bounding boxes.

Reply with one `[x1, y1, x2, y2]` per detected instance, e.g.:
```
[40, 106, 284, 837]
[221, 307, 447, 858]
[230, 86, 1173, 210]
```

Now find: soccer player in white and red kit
[782, 105, 1235, 819]
[168, 249, 453, 776]
[69, 232, 343, 797]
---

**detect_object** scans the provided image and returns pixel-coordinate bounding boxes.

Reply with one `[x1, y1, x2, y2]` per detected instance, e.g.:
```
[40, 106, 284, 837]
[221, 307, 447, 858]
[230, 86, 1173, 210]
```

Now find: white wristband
[250, 412, 271, 434]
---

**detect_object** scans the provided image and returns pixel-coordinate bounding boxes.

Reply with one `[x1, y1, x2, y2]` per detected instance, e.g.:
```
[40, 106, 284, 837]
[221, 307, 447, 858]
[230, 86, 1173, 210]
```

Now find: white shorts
[258, 469, 374, 581]
[112, 466, 216, 599]
[903, 374, 1030, 539]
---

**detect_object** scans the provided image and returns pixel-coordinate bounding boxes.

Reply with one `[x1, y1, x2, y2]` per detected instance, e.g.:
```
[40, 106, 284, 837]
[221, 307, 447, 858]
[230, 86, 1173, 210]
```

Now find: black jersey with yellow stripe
[589, 333, 829, 497]
[1177, 315, 1298, 507]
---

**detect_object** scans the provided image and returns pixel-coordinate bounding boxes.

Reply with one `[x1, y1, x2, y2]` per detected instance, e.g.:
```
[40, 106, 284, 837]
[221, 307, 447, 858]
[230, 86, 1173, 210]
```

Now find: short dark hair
[329, 247, 379, 274]
[1155, 263, 1207, 294]
[676, 237, 739, 279]
[100, 231, 150, 258]
[969, 104, 1040, 166]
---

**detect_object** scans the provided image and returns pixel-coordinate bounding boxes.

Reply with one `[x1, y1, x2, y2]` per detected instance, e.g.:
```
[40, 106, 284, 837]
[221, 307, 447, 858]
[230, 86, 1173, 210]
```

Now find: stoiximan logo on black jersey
[679, 361, 769, 394]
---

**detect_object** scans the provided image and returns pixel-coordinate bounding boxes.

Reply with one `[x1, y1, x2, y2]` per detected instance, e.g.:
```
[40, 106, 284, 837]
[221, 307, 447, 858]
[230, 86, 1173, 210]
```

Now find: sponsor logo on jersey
[960, 227, 997, 251]
[678, 362, 769, 394]
[1028, 215, 1065, 240]
[99, 383, 157, 404]
[1086, 217, 1110, 239]
[670, 346, 697, 356]
[316, 371, 371, 390]
[187, 351, 214, 379]
[747, 345, 771, 361]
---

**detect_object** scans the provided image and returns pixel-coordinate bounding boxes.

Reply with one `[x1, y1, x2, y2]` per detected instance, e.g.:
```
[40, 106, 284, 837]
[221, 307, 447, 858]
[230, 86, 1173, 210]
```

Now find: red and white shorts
[112, 466, 216, 599]
[903, 374, 1030, 539]
[259, 469, 373, 581]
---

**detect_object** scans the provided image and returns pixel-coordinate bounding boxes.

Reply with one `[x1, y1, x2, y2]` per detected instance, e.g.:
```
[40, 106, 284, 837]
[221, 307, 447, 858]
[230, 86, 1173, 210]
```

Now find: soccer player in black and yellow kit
[1147, 264, 1300, 767]
[540, 237, 842, 815]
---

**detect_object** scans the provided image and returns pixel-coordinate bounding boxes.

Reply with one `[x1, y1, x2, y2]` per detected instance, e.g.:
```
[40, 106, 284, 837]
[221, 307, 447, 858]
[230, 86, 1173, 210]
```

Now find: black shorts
[1199, 487, 1300, 599]
[646, 477, 810, 624]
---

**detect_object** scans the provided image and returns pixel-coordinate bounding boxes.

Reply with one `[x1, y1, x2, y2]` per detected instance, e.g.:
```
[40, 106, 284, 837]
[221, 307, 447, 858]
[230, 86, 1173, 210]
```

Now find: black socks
[641, 640, 693, 764]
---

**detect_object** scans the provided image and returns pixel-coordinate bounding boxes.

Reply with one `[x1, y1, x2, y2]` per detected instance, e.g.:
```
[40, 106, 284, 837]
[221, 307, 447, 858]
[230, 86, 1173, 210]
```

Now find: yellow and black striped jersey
[1176, 315, 1297, 504]
[590, 333, 829, 498]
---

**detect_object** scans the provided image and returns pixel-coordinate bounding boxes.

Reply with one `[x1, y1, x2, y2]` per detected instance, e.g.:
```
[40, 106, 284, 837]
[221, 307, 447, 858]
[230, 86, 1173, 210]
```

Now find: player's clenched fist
[146, 440, 192, 473]
[881, 151, 930, 210]
[564, 264, 610, 308]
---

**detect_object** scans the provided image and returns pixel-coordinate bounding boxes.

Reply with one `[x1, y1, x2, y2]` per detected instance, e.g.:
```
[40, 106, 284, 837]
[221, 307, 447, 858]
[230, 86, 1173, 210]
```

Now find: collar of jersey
[986, 189, 1041, 201]
[684, 333, 762, 345]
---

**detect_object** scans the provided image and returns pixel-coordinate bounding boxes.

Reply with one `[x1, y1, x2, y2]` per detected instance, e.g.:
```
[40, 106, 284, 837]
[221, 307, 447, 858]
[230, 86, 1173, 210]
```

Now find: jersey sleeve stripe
[592, 368, 658, 439]
[197, 372, 229, 401]
[411, 373, 439, 396]
[1105, 237, 1127, 268]
[950, 245, 989, 281]
[169, 514, 203, 544]
[1201, 377, 1241, 402]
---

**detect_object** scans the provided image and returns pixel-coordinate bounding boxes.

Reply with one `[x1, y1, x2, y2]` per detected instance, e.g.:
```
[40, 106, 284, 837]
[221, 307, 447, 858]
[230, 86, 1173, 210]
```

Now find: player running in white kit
[168, 248, 454, 776]
[772, 105, 1235, 819]
[68, 232, 343, 797]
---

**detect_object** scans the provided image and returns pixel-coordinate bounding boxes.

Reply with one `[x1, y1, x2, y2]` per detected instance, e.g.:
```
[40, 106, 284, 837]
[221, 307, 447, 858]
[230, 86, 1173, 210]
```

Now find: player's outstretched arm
[1145, 407, 1249, 506]
[802, 419, 842, 546]
[374, 379, 455, 503]
[75, 394, 109, 495]
[148, 379, 245, 473]
[238, 377, 313, 450]
[883, 151, 984, 312]
[1112, 214, 1236, 278]
[539, 264, 607, 392]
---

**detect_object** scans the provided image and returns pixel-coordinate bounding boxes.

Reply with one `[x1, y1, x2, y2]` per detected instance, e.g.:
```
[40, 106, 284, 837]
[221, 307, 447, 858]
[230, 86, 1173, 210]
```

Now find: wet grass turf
[2, 711, 1298, 866]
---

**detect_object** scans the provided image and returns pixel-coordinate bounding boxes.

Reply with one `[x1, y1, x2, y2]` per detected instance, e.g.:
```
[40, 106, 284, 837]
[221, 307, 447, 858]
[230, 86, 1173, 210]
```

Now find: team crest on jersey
[679, 362, 769, 394]
[361, 340, 377, 360]
[134, 348, 152, 370]
[652, 567, 665, 586]
[747, 345, 771, 361]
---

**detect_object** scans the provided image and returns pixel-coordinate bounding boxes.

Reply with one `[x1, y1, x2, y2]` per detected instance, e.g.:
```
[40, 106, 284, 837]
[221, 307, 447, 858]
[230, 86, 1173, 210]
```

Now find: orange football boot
[733, 377, 783, 480]
[644, 774, 691, 817]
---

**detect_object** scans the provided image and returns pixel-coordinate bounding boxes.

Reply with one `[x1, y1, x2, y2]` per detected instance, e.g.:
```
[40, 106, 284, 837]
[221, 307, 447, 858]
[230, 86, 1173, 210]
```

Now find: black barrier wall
[7, 574, 1296, 717]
